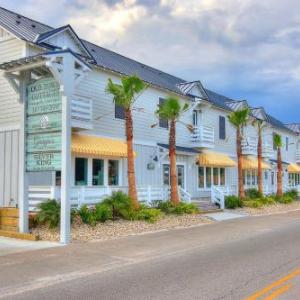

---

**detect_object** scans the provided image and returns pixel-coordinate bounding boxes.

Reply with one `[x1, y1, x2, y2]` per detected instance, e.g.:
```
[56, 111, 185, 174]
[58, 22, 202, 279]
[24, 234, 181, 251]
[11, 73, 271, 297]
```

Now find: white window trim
[72, 155, 123, 187]
[197, 166, 226, 191]
[161, 161, 187, 189]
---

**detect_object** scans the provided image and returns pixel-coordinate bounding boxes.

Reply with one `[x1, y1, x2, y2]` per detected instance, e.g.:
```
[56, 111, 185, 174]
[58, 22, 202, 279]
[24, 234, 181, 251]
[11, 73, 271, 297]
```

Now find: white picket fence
[29, 185, 191, 211]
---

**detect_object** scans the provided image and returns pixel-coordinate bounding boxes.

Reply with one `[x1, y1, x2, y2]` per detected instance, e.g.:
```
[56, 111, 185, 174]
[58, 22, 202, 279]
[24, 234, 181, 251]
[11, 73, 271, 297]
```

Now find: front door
[163, 164, 185, 188]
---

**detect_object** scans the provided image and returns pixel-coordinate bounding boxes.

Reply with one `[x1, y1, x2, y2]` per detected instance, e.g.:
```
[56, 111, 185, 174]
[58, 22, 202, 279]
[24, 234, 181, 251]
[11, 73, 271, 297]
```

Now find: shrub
[95, 203, 112, 223]
[276, 195, 293, 204]
[245, 188, 262, 199]
[135, 208, 163, 223]
[102, 191, 134, 220]
[77, 205, 97, 226]
[284, 189, 298, 200]
[260, 196, 276, 206]
[157, 201, 199, 215]
[36, 199, 60, 229]
[225, 195, 243, 209]
[243, 199, 263, 209]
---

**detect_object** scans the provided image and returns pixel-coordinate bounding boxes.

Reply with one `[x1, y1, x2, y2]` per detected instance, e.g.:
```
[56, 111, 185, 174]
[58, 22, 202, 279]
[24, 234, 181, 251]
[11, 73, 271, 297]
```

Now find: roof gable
[226, 100, 249, 111]
[35, 25, 93, 58]
[251, 107, 268, 121]
[176, 81, 208, 99]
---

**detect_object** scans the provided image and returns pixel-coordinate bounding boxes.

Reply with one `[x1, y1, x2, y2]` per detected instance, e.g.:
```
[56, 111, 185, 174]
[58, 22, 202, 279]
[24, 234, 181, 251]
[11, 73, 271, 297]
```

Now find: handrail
[178, 186, 192, 203]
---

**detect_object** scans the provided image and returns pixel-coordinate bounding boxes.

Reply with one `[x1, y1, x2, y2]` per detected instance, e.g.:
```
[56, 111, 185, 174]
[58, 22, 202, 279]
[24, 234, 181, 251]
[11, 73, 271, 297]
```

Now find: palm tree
[106, 75, 146, 209]
[155, 96, 189, 205]
[228, 108, 250, 199]
[273, 133, 283, 197]
[252, 119, 266, 195]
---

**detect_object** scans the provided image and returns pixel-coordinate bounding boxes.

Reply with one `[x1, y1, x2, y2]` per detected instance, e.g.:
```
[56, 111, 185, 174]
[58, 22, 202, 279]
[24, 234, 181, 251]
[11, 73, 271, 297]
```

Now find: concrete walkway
[205, 210, 248, 221]
[0, 237, 60, 256]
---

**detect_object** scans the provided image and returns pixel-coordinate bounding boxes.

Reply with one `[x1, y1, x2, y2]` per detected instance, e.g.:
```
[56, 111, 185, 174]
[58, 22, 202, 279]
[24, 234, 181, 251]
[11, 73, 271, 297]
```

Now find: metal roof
[0, 6, 297, 134]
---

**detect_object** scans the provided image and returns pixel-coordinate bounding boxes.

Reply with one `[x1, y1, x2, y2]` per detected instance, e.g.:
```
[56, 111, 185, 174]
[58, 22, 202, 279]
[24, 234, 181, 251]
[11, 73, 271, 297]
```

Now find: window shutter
[219, 116, 226, 140]
[159, 98, 168, 129]
[115, 103, 125, 119]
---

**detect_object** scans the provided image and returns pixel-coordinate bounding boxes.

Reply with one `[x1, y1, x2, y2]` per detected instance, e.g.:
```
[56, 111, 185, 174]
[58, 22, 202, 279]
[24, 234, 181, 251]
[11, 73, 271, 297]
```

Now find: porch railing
[242, 137, 273, 158]
[211, 185, 237, 209]
[28, 185, 191, 211]
[190, 125, 214, 148]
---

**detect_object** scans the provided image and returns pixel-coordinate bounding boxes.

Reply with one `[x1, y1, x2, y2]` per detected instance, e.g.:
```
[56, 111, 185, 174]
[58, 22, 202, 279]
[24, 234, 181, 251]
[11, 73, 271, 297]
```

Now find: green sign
[27, 77, 61, 115]
[27, 133, 62, 153]
[26, 153, 62, 172]
[26, 77, 62, 172]
[27, 113, 62, 134]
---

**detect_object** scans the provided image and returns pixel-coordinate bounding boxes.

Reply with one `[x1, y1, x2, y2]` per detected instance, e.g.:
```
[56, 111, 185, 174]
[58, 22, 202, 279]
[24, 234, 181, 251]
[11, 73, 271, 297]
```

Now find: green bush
[276, 195, 293, 204]
[260, 196, 276, 206]
[95, 203, 112, 222]
[225, 195, 243, 209]
[77, 205, 97, 226]
[284, 189, 298, 200]
[245, 188, 262, 199]
[157, 201, 199, 215]
[135, 208, 163, 223]
[243, 199, 264, 208]
[36, 199, 60, 228]
[102, 191, 134, 220]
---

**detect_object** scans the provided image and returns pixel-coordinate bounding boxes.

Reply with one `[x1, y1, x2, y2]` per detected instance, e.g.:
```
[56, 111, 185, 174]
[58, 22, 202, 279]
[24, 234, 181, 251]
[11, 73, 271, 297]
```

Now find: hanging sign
[26, 77, 62, 172]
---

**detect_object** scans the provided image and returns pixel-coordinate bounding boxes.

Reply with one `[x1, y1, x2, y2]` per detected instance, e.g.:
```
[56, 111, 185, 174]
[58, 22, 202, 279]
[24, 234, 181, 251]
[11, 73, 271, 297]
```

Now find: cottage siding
[0, 130, 20, 206]
[0, 35, 24, 126]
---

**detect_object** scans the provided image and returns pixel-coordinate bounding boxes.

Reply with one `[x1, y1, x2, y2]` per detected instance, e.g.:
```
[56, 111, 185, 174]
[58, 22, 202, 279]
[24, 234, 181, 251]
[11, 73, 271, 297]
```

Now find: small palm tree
[252, 119, 266, 195]
[106, 75, 146, 209]
[228, 107, 250, 199]
[273, 133, 283, 197]
[155, 96, 190, 205]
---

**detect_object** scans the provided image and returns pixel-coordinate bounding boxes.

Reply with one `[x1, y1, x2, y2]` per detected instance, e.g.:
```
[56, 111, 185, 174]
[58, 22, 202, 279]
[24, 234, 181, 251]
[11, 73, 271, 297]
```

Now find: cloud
[2, 0, 300, 122]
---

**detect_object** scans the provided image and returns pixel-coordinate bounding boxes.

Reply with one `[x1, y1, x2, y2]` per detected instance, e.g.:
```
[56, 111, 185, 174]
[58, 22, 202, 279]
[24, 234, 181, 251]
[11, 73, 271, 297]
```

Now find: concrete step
[192, 200, 221, 212]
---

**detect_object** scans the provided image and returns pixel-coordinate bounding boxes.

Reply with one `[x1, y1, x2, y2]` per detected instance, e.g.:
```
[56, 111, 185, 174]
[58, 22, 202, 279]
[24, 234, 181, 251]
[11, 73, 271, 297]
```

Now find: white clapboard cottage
[0, 7, 299, 242]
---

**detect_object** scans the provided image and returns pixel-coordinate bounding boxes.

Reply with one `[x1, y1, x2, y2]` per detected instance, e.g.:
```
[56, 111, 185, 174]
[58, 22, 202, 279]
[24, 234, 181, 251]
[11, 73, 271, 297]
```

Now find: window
[219, 116, 226, 140]
[75, 158, 88, 186]
[159, 98, 168, 128]
[213, 168, 219, 185]
[55, 171, 61, 186]
[198, 167, 205, 188]
[108, 160, 119, 185]
[163, 164, 170, 185]
[163, 164, 185, 187]
[193, 110, 198, 126]
[92, 159, 104, 186]
[206, 167, 212, 188]
[220, 168, 225, 186]
[198, 166, 226, 188]
[286, 137, 289, 151]
[115, 103, 125, 119]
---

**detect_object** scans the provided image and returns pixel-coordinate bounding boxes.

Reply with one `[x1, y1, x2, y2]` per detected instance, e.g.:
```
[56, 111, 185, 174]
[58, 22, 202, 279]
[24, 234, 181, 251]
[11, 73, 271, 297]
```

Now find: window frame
[158, 98, 169, 129]
[198, 166, 226, 190]
[219, 115, 226, 140]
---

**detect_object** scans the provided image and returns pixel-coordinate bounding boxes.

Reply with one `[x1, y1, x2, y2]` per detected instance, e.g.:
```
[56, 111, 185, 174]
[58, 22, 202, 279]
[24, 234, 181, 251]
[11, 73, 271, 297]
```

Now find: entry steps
[192, 198, 221, 213]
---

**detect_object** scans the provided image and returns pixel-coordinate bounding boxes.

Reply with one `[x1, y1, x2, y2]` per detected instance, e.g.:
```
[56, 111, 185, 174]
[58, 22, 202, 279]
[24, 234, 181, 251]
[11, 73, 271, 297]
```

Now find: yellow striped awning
[197, 151, 236, 167]
[242, 156, 271, 170]
[288, 163, 300, 173]
[72, 134, 132, 158]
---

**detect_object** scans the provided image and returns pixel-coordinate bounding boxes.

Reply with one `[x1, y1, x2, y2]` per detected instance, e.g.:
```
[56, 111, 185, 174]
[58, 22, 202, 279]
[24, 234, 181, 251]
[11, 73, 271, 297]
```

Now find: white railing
[296, 150, 300, 163]
[71, 97, 93, 129]
[179, 186, 192, 203]
[28, 185, 191, 211]
[242, 137, 273, 158]
[191, 125, 214, 148]
[211, 185, 237, 209]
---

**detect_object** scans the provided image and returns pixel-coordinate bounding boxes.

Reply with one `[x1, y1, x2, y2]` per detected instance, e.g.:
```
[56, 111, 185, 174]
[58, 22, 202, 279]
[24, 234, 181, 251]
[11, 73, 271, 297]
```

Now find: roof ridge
[0, 6, 53, 30]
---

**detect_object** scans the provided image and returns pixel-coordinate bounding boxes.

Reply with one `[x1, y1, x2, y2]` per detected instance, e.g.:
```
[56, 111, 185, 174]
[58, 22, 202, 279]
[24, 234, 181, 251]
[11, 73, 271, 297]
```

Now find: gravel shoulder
[32, 214, 213, 242]
[236, 200, 300, 216]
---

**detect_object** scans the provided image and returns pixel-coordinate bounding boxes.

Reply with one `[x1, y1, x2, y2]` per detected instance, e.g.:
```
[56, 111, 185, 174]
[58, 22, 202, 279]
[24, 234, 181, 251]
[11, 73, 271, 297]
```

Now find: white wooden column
[19, 71, 30, 233]
[60, 54, 75, 244]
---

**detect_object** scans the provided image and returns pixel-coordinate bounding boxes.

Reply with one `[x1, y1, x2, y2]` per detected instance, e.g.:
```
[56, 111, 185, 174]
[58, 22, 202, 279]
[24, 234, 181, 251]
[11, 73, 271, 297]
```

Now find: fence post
[50, 186, 56, 199]
[221, 193, 225, 210]
[147, 186, 151, 205]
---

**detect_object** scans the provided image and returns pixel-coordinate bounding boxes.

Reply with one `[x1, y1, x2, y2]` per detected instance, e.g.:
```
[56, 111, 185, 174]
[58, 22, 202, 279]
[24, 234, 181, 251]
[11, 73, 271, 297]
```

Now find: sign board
[26, 77, 62, 172]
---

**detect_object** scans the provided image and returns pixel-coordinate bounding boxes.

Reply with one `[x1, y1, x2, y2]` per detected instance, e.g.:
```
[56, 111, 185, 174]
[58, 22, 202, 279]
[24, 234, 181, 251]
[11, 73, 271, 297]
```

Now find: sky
[1, 0, 300, 123]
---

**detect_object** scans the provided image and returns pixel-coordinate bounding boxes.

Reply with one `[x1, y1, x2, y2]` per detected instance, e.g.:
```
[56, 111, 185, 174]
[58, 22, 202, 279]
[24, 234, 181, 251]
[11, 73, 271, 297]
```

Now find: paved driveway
[0, 237, 60, 256]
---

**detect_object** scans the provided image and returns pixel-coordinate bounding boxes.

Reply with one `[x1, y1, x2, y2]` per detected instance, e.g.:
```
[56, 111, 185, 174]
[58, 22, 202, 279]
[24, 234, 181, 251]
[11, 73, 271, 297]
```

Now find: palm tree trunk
[277, 147, 283, 197]
[169, 119, 180, 205]
[237, 127, 245, 199]
[125, 108, 139, 209]
[257, 129, 263, 195]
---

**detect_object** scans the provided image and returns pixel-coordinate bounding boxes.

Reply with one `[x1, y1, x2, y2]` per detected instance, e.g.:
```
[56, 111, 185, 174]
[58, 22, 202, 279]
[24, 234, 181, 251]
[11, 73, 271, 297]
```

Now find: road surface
[1, 211, 300, 299]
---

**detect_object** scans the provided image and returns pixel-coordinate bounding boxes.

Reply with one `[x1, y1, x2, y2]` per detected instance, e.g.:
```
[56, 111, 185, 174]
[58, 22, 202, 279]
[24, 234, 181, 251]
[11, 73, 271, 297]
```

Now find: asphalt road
[1, 211, 300, 299]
